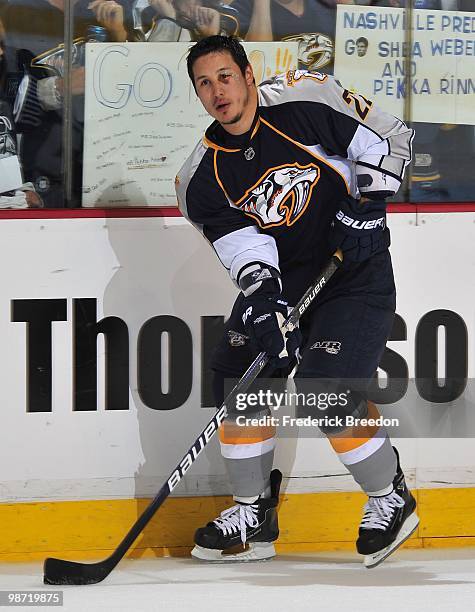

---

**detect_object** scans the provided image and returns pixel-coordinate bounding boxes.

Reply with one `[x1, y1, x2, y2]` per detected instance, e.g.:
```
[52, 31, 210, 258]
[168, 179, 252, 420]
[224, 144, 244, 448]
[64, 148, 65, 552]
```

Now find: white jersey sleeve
[258, 70, 414, 199]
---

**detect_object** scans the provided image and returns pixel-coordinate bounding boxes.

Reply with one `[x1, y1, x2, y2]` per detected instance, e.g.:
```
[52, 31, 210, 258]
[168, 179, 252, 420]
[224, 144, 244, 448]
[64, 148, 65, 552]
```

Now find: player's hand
[88, 0, 127, 41]
[242, 294, 301, 369]
[328, 195, 389, 265]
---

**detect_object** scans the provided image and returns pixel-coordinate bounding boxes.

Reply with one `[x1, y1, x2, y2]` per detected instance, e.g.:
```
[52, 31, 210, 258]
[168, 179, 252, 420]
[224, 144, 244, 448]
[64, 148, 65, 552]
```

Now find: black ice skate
[191, 469, 282, 562]
[356, 448, 419, 568]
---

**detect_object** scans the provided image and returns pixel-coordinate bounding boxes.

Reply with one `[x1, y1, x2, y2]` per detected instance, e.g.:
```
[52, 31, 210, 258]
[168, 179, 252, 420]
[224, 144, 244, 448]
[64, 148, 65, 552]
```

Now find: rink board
[0, 210, 474, 558]
[1, 487, 474, 562]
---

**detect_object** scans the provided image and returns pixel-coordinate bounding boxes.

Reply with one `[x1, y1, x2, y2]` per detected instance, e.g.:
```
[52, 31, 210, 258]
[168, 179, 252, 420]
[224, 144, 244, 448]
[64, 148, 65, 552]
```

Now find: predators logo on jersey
[236, 163, 320, 228]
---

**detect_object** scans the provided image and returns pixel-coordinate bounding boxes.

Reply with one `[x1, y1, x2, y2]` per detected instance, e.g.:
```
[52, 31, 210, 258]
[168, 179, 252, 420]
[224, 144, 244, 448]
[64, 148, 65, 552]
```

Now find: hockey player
[175, 35, 419, 568]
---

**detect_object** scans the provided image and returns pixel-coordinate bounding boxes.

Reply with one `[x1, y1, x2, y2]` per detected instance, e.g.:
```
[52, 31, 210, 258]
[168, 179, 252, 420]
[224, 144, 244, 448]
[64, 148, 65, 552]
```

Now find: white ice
[1, 548, 474, 612]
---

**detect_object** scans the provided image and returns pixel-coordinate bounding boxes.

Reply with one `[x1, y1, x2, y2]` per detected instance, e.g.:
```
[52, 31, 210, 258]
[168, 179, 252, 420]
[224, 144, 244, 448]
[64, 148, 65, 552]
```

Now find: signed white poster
[82, 42, 298, 207]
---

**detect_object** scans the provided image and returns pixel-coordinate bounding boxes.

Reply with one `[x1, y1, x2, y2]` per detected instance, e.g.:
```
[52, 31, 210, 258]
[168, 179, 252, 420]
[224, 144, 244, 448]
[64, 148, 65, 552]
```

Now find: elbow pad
[356, 166, 401, 200]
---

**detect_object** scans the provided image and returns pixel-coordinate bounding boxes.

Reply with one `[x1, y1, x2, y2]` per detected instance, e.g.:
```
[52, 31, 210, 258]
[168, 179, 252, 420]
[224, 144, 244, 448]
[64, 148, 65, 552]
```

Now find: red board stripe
[0, 203, 474, 220]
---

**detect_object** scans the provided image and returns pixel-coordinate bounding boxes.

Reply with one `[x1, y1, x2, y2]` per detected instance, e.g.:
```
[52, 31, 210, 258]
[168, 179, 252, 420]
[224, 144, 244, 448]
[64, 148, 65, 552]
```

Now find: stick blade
[43, 557, 111, 585]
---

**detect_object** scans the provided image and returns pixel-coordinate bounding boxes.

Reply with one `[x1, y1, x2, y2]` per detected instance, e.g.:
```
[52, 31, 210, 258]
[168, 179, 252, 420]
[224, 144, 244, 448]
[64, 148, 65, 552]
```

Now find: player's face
[193, 51, 256, 134]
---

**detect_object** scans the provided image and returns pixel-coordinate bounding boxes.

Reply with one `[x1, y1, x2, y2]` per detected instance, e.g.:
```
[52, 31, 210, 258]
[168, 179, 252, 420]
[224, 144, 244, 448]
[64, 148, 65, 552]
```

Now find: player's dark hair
[187, 35, 250, 91]
[356, 37, 368, 46]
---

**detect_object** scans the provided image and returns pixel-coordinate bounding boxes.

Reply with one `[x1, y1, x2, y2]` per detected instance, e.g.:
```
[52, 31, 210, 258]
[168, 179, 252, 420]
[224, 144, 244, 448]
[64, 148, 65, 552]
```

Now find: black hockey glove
[329, 196, 390, 265]
[242, 294, 301, 370]
[237, 262, 301, 370]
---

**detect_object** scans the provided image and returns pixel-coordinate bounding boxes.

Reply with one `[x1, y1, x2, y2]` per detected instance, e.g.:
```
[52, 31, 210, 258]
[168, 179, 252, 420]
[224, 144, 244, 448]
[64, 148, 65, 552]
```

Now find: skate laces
[213, 503, 259, 545]
[360, 490, 405, 531]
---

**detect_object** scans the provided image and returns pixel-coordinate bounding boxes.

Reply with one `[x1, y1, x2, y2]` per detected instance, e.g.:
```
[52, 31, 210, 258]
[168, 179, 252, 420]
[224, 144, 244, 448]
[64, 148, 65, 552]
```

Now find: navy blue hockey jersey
[176, 70, 413, 301]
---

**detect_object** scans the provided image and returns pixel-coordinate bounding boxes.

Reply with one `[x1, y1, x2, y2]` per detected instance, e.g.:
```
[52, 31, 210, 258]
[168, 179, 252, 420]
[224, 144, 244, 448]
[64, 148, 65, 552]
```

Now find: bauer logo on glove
[335, 209, 386, 231]
[329, 196, 390, 264]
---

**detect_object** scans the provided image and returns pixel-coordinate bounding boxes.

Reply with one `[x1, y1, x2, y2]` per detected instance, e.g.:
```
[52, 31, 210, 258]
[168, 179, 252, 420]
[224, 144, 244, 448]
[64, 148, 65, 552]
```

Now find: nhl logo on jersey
[244, 147, 255, 161]
[228, 330, 249, 347]
[310, 340, 341, 355]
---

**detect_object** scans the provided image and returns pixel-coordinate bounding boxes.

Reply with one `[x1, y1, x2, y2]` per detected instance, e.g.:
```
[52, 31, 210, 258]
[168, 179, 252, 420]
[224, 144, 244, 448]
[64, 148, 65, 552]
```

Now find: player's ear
[244, 63, 255, 86]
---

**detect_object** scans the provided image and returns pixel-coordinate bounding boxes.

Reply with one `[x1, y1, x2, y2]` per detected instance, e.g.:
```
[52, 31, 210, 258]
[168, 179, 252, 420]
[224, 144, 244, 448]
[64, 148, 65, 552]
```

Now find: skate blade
[364, 512, 420, 569]
[191, 542, 276, 563]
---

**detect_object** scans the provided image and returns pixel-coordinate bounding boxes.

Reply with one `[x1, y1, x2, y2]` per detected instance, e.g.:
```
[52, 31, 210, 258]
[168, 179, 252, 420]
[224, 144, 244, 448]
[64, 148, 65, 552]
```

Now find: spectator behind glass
[118, 0, 240, 42]
[2, 0, 127, 208]
[1, 3, 42, 208]
[0, 0, 8, 93]
[231, 0, 354, 74]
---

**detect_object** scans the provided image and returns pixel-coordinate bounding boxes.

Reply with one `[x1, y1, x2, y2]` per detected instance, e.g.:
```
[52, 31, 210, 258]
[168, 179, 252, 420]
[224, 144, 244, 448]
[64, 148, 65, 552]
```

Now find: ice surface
[0, 548, 474, 612]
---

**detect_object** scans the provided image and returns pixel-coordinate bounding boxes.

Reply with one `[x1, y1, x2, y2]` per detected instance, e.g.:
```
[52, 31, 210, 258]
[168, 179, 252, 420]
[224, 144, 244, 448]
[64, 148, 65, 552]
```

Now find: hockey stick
[43, 250, 342, 585]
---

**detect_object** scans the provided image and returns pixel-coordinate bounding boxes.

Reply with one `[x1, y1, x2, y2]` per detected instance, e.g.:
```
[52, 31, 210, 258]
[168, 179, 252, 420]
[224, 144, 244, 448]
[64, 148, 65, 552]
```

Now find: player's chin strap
[213, 503, 259, 545]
